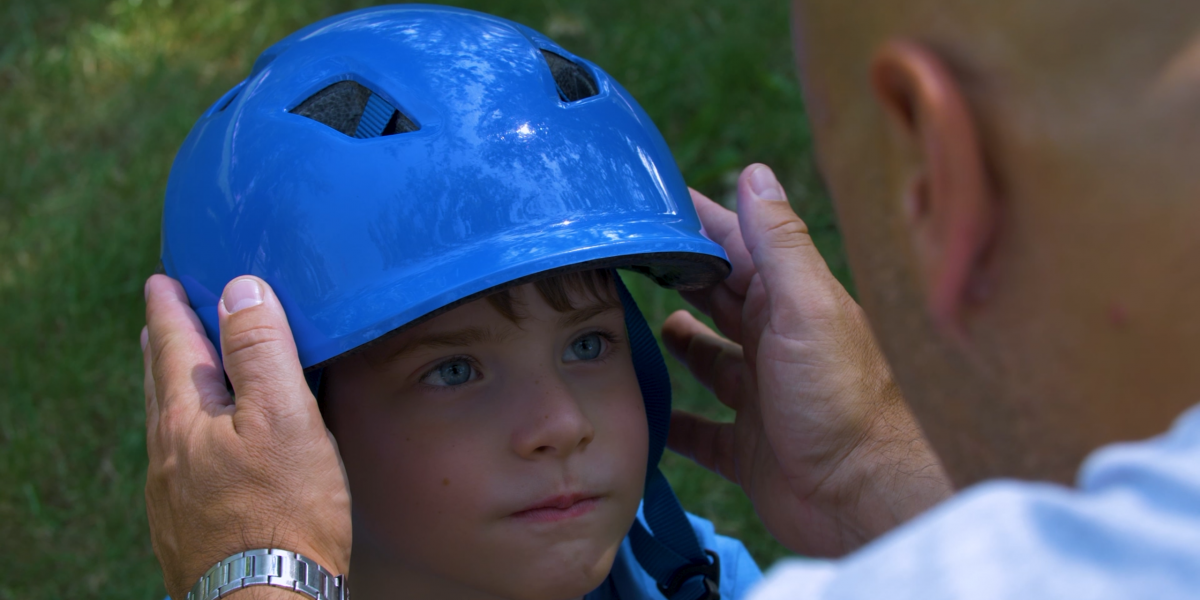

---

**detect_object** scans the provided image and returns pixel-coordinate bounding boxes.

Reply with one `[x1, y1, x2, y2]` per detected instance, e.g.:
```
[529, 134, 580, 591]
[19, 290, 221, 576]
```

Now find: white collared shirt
[749, 403, 1200, 600]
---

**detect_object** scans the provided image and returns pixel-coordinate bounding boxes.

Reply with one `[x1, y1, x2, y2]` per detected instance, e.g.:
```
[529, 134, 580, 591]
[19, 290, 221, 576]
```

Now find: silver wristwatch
[187, 549, 348, 600]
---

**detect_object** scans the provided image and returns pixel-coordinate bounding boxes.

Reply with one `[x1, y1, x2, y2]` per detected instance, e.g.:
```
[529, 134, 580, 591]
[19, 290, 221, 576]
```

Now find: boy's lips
[510, 493, 602, 523]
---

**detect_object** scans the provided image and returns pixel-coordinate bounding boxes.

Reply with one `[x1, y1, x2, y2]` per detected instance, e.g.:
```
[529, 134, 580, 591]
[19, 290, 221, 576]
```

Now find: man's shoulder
[750, 403, 1200, 600]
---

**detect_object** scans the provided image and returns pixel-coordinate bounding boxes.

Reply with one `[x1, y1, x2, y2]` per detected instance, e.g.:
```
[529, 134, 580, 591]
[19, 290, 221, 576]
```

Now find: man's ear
[870, 41, 997, 342]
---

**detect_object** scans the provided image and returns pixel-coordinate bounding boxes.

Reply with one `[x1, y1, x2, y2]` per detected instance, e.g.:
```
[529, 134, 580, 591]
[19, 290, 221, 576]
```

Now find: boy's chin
[489, 542, 621, 600]
[505, 573, 610, 600]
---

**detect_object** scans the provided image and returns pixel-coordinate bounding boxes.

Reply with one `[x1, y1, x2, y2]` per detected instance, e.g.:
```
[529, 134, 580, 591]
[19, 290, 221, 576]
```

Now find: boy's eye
[564, 332, 605, 362]
[423, 358, 476, 387]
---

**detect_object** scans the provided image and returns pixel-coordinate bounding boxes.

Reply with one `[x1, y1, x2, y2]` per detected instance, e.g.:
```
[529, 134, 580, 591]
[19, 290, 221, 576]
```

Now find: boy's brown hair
[485, 269, 620, 323]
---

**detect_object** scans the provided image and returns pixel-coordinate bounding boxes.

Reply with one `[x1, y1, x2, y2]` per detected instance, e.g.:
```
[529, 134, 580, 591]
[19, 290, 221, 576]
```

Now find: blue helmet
[161, 5, 729, 599]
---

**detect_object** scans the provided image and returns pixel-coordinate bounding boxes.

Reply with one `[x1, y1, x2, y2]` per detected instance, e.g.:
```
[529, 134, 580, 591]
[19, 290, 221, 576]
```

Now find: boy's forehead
[361, 293, 521, 361]
[362, 281, 623, 362]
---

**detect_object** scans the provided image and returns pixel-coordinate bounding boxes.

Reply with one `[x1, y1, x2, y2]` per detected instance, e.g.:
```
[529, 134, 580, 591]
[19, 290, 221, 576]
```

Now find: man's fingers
[145, 274, 227, 421]
[681, 283, 746, 344]
[736, 164, 842, 322]
[217, 276, 316, 424]
[142, 326, 159, 429]
[690, 188, 757, 296]
[667, 410, 738, 484]
[689, 188, 740, 249]
[662, 310, 747, 410]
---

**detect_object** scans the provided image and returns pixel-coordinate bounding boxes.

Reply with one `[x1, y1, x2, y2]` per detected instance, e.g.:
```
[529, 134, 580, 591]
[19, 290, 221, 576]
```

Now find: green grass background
[0, 0, 850, 597]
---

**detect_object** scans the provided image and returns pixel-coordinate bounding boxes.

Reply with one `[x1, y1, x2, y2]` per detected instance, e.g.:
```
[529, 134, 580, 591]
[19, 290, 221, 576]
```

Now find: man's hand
[666, 164, 953, 557]
[142, 274, 351, 599]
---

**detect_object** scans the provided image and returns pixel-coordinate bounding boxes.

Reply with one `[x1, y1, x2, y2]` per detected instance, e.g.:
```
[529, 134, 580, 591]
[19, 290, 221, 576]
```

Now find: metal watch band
[186, 549, 347, 600]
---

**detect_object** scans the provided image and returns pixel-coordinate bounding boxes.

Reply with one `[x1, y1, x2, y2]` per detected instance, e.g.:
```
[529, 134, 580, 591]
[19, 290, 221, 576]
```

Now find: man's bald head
[790, 0, 1200, 486]
[795, 1, 1200, 146]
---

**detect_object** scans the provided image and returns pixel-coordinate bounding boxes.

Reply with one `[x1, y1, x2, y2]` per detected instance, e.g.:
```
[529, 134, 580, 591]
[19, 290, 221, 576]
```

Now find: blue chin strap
[614, 273, 721, 600]
[304, 271, 720, 599]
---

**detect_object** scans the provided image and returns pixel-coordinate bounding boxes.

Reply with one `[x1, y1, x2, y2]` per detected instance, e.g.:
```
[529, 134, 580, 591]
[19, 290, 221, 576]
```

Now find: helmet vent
[541, 50, 598, 102]
[291, 80, 419, 138]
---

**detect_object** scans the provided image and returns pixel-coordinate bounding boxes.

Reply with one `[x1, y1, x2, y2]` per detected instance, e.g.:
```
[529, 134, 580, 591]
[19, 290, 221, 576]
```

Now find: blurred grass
[0, 0, 849, 597]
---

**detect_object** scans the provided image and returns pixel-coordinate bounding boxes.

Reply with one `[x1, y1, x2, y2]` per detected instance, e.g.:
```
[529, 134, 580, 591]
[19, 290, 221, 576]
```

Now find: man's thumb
[736, 164, 837, 306]
[217, 276, 314, 415]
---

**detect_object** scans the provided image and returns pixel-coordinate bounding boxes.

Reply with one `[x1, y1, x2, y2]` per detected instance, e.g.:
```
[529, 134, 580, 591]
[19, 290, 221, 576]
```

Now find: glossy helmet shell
[161, 4, 730, 369]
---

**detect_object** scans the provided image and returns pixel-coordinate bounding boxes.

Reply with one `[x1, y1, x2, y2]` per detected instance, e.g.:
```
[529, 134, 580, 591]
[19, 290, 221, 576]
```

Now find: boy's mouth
[511, 493, 601, 523]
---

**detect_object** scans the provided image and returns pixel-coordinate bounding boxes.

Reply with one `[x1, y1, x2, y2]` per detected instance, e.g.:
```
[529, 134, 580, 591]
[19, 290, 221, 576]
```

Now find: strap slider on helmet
[657, 549, 721, 600]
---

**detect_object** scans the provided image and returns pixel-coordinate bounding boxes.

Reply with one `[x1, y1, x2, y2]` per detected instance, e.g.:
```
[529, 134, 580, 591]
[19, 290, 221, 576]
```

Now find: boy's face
[326, 279, 649, 599]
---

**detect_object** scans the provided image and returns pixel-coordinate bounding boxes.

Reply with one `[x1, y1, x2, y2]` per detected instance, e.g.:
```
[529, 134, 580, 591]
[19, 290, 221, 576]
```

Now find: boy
[325, 271, 759, 599]
[161, 5, 760, 599]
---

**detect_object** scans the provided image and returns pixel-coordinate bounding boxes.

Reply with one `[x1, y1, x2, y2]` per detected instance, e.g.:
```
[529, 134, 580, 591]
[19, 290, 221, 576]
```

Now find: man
[142, 0, 1200, 597]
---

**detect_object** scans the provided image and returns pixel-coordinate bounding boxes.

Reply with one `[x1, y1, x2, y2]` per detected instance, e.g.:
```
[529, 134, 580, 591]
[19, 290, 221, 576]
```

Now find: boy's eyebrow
[558, 301, 623, 329]
[382, 301, 622, 363]
[383, 326, 514, 363]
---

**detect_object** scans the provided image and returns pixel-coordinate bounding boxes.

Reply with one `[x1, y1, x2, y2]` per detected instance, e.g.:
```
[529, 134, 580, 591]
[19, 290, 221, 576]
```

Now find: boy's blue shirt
[586, 508, 763, 600]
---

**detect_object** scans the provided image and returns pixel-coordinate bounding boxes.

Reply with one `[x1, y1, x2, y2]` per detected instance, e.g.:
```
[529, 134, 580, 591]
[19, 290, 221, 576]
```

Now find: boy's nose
[510, 373, 595, 459]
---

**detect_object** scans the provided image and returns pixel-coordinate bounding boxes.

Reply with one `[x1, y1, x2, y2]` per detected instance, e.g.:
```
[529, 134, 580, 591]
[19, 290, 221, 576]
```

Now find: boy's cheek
[588, 378, 650, 466]
[585, 382, 651, 529]
[333, 394, 497, 529]
[349, 434, 504, 576]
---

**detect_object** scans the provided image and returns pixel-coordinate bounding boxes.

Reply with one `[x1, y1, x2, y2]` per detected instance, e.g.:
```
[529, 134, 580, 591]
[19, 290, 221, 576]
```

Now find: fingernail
[748, 165, 786, 202]
[223, 278, 263, 314]
[140, 326, 149, 352]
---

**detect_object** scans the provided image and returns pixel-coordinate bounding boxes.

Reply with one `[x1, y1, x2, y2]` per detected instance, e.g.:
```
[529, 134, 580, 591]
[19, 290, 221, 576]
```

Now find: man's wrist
[851, 405, 953, 537]
[829, 371, 953, 544]
[183, 548, 347, 600]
